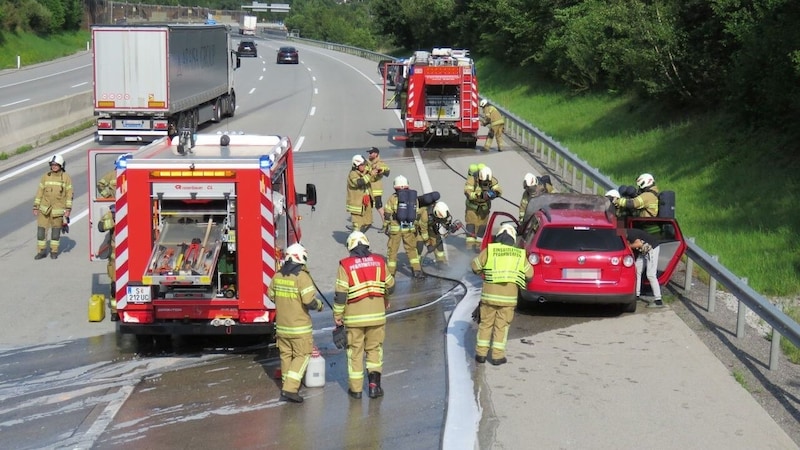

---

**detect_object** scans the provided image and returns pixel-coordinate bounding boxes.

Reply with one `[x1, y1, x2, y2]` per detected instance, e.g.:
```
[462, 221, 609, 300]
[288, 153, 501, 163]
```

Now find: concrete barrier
[0, 91, 93, 156]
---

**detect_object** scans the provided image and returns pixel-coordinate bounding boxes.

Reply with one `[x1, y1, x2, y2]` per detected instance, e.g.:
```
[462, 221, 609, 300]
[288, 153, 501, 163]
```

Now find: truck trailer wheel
[213, 99, 222, 122]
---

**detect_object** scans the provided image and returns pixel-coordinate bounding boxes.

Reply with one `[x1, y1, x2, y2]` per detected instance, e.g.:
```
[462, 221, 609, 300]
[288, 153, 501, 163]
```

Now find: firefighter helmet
[636, 173, 655, 189]
[523, 173, 539, 188]
[477, 166, 492, 182]
[605, 189, 621, 199]
[352, 154, 366, 167]
[433, 201, 450, 219]
[393, 175, 409, 189]
[468, 163, 478, 177]
[497, 223, 516, 241]
[346, 231, 370, 251]
[479, 99, 488, 108]
[285, 243, 308, 264]
[49, 154, 65, 168]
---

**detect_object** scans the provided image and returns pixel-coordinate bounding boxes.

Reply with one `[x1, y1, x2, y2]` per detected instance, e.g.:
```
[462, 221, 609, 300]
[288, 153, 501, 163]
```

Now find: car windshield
[535, 227, 624, 252]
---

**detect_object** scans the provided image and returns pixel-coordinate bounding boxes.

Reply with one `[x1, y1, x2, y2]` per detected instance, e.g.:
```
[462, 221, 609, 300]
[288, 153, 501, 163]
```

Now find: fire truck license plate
[127, 286, 152, 303]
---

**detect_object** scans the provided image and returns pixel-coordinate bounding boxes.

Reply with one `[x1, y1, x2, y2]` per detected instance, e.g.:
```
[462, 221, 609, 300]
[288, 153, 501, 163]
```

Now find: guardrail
[289, 36, 800, 369]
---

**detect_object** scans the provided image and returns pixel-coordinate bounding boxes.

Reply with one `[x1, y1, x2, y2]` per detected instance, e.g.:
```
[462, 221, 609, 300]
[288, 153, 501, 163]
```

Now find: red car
[482, 193, 686, 313]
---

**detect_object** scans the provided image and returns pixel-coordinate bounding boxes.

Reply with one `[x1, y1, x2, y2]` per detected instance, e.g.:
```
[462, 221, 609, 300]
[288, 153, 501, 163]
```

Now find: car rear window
[535, 227, 625, 251]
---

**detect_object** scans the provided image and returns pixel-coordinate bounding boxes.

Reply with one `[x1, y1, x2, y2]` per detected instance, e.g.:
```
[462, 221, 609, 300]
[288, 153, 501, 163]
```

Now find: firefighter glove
[61, 216, 70, 234]
[486, 190, 497, 199]
[314, 299, 324, 312]
[332, 325, 347, 349]
[471, 305, 480, 324]
[487, 129, 495, 139]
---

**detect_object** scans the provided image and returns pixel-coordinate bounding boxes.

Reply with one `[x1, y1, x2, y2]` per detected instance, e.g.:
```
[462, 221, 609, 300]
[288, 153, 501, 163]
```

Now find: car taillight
[611, 256, 620, 266]
[623, 255, 634, 267]
[528, 253, 540, 265]
[542, 255, 553, 264]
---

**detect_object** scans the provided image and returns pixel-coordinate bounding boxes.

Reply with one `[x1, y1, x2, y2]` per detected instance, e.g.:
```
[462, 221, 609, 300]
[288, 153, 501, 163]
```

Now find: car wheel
[621, 301, 637, 313]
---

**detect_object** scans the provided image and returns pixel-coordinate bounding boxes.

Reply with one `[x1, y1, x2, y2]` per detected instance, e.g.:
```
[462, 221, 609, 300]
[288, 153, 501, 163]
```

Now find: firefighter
[33, 154, 73, 260]
[269, 243, 324, 404]
[334, 231, 395, 399]
[479, 99, 505, 152]
[613, 173, 660, 234]
[518, 173, 556, 221]
[366, 147, 391, 227]
[384, 175, 425, 279]
[97, 205, 119, 320]
[464, 165, 502, 252]
[416, 201, 459, 267]
[346, 154, 373, 232]
[471, 223, 533, 365]
[97, 169, 116, 199]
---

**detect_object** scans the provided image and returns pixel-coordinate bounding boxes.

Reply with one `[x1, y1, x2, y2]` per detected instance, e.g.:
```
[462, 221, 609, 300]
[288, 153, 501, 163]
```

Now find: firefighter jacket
[346, 168, 372, 214]
[420, 205, 444, 240]
[481, 105, 505, 127]
[464, 176, 502, 211]
[269, 267, 322, 337]
[368, 159, 391, 198]
[34, 170, 73, 217]
[472, 243, 533, 307]
[518, 183, 554, 220]
[334, 252, 395, 328]
[97, 170, 116, 199]
[384, 192, 426, 236]
[98, 211, 115, 259]
[618, 187, 659, 218]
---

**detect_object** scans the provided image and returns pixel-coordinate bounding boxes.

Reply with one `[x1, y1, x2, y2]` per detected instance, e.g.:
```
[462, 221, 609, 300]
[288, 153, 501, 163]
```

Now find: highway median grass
[476, 58, 800, 299]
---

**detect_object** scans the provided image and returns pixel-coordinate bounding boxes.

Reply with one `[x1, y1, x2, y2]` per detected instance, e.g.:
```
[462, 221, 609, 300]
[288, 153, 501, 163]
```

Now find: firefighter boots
[348, 389, 362, 399]
[50, 252, 58, 259]
[490, 357, 507, 366]
[475, 355, 486, 364]
[368, 372, 383, 398]
[34, 249, 47, 260]
[280, 391, 304, 403]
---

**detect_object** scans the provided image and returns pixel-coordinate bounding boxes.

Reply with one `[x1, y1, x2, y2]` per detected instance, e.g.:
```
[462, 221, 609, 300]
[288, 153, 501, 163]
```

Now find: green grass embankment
[0, 30, 90, 70]
[476, 59, 800, 298]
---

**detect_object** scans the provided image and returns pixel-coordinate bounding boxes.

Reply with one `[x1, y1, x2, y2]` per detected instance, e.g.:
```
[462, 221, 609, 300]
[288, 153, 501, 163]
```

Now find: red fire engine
[381, 48, 480, 147]
[88, 133, 317, 349]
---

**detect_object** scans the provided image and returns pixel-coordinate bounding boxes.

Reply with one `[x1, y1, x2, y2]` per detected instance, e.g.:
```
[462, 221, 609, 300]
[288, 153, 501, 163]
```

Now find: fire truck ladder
[461, 70, 475, 130]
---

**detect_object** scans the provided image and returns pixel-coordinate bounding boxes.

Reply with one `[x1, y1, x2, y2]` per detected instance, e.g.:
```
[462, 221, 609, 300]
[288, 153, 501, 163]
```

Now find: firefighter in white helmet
[518, 173, 556, 221]
[334, 231, 395, 399]
[269, 243, 324, 404]
[416, 201, 458, 267]
[464, 165, 502, 252]
[471, 222, 533, 366]
[383, 175, 425, 278]
[613, 173, 660, 234]
[479, 99, 505, 152]
[346, 154, 373, 232]
[33, 154, 73, 260]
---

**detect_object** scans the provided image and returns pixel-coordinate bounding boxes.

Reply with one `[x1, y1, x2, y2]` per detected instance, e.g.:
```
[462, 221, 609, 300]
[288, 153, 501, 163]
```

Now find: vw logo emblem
[577, 256, 586, 265]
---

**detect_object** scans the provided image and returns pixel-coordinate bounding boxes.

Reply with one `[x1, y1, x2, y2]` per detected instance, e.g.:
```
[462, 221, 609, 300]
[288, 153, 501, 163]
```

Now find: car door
[626, 217, 687, 285]
[480, 212, 519, 250]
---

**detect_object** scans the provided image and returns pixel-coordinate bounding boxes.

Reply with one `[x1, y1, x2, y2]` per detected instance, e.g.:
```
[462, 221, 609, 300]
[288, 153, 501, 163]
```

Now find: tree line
[4, 0, 797, 132]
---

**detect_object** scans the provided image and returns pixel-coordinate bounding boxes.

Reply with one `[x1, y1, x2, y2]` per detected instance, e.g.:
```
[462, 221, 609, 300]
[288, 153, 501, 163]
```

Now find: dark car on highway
[277, 46, 299, 64]
[237, 40, 257, 58]
[482, 193, 686, 313]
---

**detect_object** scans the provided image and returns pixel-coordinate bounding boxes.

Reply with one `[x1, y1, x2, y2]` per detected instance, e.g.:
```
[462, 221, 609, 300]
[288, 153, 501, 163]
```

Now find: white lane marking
[259, 75, 264, 81]
[294, 136, 305, 152]
[0, 137, 93, 183]
[0, 63, 91, 90]
[314, 88, 318, 95]
[72, 384, 135, 447]
[442, 280, 482, 450]
[248, 87, 256, 94]
[71, 82, 88, 88]
[309, 106, 316, 116]
[1, 98, 30, 107]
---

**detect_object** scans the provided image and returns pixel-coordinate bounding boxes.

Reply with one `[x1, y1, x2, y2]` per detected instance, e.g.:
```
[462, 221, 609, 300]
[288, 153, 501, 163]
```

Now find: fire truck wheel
[135, 335, 155, 355]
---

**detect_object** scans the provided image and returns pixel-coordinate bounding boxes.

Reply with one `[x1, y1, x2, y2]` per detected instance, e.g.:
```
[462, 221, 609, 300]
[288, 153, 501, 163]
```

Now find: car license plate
[127, 286, 152, 303]
[122, 120, 146, 129]
[562, 268, 599, 279]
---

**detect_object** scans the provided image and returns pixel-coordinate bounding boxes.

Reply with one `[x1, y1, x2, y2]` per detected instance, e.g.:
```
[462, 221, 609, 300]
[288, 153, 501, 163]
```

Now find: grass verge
[0, 120, 94, 161]
[0, 30, 90, 70]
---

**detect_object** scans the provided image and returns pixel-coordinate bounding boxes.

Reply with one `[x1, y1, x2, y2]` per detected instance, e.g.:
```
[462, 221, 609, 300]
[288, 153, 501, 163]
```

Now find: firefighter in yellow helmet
[269, 243, 324, 404]
[366, 147, 391, 227]
[479, 99, 505, 152]
[33, 154, 73, 259]
[346, 154, 373, 232]
[464, 165, 502, 252]
[384, 175, 425, 278]
[471, 223, 533, 365]
[334, 231, 395, 399]
[97, 205, 119, 320]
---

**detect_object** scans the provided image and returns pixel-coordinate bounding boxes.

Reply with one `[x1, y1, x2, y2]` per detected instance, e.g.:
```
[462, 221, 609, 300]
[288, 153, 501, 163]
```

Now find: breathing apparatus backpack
[396, 189, 418, 225]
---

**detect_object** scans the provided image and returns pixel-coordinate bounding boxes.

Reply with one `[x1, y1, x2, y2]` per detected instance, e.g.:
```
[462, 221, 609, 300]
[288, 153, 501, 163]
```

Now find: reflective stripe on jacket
[269, 271, 318, 336]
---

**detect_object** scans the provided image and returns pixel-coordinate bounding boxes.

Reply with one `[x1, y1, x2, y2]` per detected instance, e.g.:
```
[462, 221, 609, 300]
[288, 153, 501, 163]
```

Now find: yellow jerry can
[89, 294, 106, 322]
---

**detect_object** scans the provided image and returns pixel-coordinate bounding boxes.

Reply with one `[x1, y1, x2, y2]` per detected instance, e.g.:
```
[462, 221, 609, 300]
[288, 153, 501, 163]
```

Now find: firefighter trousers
[483, 124, 505, 151]
[475, 303, 515, 360]
[464, 207, 490, 251]
[36, 213, 63, 253]
[387, 230, 421, 275]
[277, 333, 313, 394]
[350, 205, 373, 232]
[346, 325, 385, 393]
[416, 235, 446, 263]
